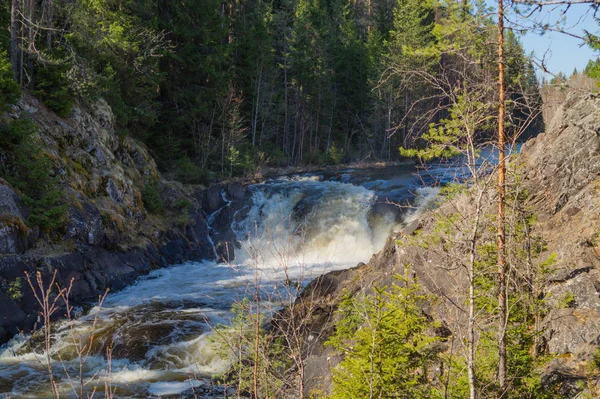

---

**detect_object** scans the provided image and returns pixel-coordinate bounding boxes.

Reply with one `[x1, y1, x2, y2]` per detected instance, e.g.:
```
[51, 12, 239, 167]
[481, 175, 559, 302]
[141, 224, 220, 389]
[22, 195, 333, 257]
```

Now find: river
[0, 161, 469, 398]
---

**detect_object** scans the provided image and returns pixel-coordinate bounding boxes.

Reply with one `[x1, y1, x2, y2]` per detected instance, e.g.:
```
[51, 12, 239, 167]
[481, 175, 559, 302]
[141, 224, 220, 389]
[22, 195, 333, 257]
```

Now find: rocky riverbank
[0, 95, 252, 344]
[279, 88, 600, 397]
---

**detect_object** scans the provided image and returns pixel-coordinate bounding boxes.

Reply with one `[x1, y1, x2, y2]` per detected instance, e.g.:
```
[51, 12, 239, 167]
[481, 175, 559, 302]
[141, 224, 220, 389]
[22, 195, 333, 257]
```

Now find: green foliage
[0, 120, 67, 231]
[327, 144, 344, 165]
[33, 58, 73, 117]
[592, 348, 600, 370]
[584, 58, 600, 88]
[0, 49, 20, 111]
[174, 198, 192, 209]
[212, 298, 287, 397]
[7, 277, 23, 300]
[470, 172, 556, 399]
[4, 0, 541, 178]
[404, 163, 557, 398]
[558, 292, 576, 309]
[437, 183, 466, 203]
[327, 276, 441, 399]
[141, 182, 164, 214]
[400, 88, 493, 161]
[590, 229, 600, 247]
[173, 157, 210, 185]
[65, 0, 164, 128]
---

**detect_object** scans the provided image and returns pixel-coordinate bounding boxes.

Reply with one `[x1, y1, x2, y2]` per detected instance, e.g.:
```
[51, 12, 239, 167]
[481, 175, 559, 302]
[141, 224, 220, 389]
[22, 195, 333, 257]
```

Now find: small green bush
[262, 143, 287, 167]
[327, 143, 344, 165]
[584, 58, 600, 87]
[7, 277, 23, 300]
[174, 157, 210, 185]
[174, 198, 192, 209]
[326, 276, 441, 399]
[142, 182, 164, 214]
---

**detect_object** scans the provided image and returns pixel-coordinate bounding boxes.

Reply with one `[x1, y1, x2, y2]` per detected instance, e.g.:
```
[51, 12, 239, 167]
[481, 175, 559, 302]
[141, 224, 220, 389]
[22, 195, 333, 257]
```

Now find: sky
[487, 1, 599, 78]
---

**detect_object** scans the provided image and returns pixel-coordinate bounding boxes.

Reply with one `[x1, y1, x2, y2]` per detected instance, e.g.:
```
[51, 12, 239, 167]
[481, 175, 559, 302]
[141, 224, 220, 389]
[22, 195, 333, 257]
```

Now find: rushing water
[0, 164, 454, 399]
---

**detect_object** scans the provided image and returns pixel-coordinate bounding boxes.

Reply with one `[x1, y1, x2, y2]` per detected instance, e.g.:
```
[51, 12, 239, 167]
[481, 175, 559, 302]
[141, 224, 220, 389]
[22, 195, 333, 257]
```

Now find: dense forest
[0, 0, 556, 183]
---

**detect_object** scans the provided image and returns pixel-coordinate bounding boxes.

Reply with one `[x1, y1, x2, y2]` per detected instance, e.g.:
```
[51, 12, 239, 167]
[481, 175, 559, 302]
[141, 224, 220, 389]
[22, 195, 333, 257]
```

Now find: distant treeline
[1, 0, 545, 181]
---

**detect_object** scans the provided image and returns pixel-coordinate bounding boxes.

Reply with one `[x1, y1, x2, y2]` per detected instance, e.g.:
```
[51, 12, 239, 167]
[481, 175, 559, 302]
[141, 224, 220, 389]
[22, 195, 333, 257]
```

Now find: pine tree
[327, 276, 441, 399]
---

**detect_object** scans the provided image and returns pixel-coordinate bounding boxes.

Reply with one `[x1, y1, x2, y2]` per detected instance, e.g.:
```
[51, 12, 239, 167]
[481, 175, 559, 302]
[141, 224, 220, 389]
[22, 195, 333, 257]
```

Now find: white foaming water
[234, 179, 382, 274]
[404, 186, 441, 224]
[0, 175, 432, 398]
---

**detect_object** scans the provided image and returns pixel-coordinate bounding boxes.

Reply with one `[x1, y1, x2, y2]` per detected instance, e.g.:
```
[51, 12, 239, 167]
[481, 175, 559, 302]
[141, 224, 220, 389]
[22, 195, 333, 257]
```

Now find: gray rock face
[521, 92, 600, 216]
[65, 202, 105, 245]
[0, 223, 27, 254]
[0, 184, 25, 219]
[544, 308, 600, 355]
[106, 178, 124, 204]
[517, 93, 600, 376]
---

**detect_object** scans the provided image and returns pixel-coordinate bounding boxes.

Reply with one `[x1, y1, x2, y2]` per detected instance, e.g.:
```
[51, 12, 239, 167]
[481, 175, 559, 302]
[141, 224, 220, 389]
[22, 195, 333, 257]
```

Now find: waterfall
[0, 170, 437, 398]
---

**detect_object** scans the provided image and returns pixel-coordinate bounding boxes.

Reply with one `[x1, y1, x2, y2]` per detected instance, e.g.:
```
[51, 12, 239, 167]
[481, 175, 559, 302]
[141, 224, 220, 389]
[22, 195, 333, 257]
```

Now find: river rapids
[0, 164, 454, 398]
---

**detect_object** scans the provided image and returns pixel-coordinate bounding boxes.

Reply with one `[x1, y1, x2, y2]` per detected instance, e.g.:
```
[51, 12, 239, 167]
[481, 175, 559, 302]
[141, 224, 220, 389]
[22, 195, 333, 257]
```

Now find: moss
[7, 277, 23, 300]
[175, 212, 191, 228]
[0, 214, 28, 236]
[174, 198, 192, 209]
[141, 182, 164, 214]
[68, 159, 91, 180]
[590, 229, 600, 248]
[559, 292, 576, 309]
[101, 210, 125, 233]
[70, 194, 84, 211]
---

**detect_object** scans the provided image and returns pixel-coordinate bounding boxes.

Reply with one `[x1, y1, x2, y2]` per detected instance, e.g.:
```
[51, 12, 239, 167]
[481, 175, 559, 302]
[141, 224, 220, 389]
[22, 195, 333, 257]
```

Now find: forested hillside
[1, 0, 541, 182]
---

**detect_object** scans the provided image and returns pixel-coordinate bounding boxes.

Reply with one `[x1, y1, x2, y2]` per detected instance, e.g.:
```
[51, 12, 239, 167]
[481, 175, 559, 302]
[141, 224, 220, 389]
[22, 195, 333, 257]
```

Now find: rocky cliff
[0, 94, 250, 344]
[285, 90, 600, 397]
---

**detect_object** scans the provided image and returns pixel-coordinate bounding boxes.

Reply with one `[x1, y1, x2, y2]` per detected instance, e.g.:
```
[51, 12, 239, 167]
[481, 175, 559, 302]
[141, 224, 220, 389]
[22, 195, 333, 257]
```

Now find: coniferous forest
[1, 1, 600, 398]
[1, 0, 545, 182]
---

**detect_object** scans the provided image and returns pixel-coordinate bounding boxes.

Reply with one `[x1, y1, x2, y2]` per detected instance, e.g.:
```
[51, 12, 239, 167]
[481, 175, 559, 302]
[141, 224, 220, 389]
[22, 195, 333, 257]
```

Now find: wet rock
[0, 327, 8, 343]
[0, 291, 26, 328]
[159, 239, 188, 264]
[292, 193, 321, 221]
[204, 185, 226, 213]
[0, 91, 261, 346]
[227, 182, 246, 201]
[0, 256, 29, 281]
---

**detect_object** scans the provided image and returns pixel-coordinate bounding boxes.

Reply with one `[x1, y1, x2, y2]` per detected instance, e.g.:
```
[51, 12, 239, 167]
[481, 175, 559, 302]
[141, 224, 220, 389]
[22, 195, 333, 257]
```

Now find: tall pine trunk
[10, 0, 20, 79]
[496, 1, 507, 397]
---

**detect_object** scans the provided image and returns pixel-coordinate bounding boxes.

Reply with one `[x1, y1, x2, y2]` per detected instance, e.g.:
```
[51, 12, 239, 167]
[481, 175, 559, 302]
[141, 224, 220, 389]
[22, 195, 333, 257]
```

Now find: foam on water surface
[0, 167, 441, 398]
